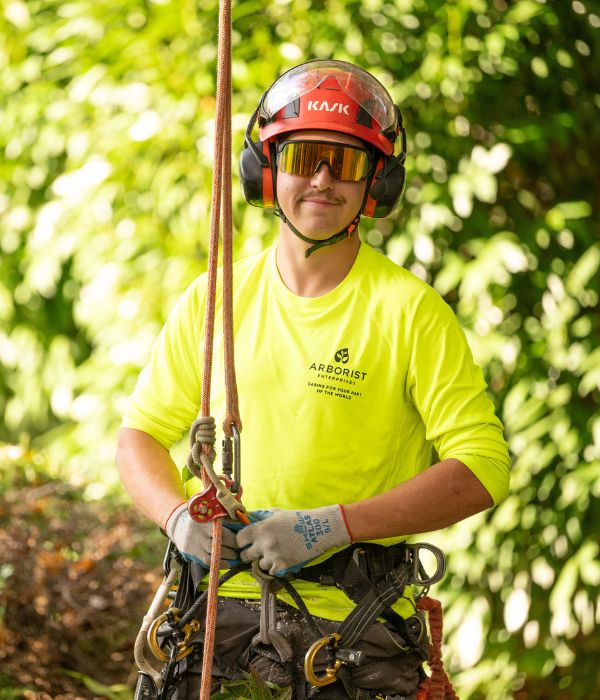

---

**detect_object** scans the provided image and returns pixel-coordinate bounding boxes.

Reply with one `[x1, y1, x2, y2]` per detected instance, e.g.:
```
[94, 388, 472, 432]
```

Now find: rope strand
[197, 1, 235, 699]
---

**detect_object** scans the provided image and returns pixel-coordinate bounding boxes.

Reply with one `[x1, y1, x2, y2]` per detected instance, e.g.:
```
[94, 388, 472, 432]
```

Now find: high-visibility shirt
[123, 243, 510, 620]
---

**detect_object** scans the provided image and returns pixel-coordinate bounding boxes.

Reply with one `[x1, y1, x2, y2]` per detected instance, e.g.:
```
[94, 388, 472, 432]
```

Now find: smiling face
[275, 130, 370, 241]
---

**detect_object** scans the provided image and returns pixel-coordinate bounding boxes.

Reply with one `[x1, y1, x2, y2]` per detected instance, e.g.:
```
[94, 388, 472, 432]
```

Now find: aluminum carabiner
[147, 608, 200, 663]
[304, 632, 343, 687]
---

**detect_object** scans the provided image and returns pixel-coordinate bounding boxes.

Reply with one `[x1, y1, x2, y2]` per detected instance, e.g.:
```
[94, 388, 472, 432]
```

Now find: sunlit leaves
[1, 0, 599, 697]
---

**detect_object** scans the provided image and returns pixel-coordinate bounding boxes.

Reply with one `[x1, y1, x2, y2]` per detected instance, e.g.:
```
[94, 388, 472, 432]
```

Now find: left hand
[236, 505, 351, 577]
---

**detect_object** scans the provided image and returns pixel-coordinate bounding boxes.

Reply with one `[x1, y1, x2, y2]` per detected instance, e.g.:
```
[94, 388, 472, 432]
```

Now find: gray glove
[165, 503, 241, 568]
[237, 505, 351, 577]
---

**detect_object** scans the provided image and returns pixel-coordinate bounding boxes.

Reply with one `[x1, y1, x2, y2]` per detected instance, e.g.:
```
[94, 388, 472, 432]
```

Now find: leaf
[566, 244, 600, 295]
[62, 670, 131, 700]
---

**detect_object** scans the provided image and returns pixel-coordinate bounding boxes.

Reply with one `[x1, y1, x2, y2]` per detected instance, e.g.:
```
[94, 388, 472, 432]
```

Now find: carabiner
[232, 423, 242, 493]
[147, 608, 200, 663]
[304, 633, 343, 687]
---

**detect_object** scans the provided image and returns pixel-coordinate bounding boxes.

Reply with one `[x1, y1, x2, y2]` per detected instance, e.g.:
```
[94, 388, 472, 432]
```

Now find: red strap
[417, 596, 459, 700]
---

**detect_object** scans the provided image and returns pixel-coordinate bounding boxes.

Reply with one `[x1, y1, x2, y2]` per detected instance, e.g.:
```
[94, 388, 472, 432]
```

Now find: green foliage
[62, 671, 131, 700]
[214, 669, 292, 699]
[1, 0, 598, 697]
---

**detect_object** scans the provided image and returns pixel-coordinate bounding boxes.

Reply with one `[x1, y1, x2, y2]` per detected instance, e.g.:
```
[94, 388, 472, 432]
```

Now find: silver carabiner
[232, 423, 241, 493]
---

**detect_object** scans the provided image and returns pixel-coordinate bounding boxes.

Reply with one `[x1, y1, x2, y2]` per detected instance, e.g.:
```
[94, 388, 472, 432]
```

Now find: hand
[165, 503, 241, 568]
[236, 505, 351, 577]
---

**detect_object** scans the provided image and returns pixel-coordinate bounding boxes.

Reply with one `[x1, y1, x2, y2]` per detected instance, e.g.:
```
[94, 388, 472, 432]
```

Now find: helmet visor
[262, 60, 397, 132]
[276, 140, 373, 181]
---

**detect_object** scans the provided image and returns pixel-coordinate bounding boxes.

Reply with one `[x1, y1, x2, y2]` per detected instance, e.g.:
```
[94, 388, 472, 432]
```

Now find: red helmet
[240, 59, 406, 225]
[257, 59, 400, 156]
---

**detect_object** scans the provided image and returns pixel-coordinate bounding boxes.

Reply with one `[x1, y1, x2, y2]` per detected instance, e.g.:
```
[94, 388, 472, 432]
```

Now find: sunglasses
[276, 140, 373, 182]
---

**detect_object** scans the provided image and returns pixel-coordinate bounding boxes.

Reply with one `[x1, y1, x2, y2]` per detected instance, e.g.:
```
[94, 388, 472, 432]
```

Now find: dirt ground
[0, 473, 166, 699]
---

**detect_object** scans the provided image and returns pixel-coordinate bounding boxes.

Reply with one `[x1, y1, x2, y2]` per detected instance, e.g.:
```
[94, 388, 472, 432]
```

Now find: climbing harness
[134, 539, 456, 699]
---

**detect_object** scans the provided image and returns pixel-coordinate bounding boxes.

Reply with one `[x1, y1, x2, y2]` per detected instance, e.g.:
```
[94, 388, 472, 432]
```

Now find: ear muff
[363, 117, 407, 218]
[239, 139, 275, 208]
[362, 154, 406, 218]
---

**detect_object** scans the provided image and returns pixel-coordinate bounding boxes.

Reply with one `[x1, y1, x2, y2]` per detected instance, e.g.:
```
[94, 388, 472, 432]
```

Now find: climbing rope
[185, 0, 240, 698]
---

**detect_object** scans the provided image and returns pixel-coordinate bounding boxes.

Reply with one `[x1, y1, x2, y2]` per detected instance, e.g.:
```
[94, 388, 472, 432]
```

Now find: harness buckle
[304, 632, 343, 686]
[334, 647, 363, 666]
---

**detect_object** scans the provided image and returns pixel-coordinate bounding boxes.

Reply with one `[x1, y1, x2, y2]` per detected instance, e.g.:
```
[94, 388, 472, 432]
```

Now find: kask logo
[307, 101, 350, 115]
[334, 348, 349, 364]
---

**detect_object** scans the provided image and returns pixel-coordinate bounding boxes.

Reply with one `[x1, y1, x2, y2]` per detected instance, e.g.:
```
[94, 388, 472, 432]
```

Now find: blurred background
[1, 0, 598, 698]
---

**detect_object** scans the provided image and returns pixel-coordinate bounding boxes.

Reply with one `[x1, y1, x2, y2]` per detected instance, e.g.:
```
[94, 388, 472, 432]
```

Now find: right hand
[165, 503, 241, 568]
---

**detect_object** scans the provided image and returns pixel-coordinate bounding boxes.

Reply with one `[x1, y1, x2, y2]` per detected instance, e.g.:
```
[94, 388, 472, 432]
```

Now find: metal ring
[252, 559, 275, 580]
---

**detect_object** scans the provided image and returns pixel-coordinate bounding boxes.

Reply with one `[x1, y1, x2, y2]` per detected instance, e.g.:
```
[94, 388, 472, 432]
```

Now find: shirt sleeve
[406, 286, 511, 504]
[121, 277, 206, 449]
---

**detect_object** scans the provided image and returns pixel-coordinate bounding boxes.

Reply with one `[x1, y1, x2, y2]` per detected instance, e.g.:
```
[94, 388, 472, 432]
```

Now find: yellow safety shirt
[123, 243, 510, 620]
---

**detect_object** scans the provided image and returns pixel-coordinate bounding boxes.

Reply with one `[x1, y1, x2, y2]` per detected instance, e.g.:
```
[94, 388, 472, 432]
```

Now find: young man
[117, 60, 510, 699]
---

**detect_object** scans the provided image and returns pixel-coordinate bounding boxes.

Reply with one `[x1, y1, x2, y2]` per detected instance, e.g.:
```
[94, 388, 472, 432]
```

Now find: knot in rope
[186, 416, 217, 480]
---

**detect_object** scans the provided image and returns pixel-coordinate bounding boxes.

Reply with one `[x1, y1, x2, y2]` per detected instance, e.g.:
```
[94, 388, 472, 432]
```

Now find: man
[117, 60, 510, 699]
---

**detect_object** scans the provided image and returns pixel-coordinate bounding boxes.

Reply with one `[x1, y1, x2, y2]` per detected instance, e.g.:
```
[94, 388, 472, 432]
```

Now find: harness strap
[254, 578, 294, 662]
[337, 560, 411, 648]
[337, 552, 426, 660]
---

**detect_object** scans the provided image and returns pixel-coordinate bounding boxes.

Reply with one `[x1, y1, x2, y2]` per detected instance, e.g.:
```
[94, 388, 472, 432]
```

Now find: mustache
[300, 193, 345, 204]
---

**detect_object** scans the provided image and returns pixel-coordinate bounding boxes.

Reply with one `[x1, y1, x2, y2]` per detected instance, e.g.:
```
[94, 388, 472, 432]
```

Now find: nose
[310, 160, 335, 189]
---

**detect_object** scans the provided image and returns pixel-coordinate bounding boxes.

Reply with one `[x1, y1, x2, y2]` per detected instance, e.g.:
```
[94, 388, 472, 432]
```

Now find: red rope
[198, 1, 235, 699]
[417, 596, 459, 700]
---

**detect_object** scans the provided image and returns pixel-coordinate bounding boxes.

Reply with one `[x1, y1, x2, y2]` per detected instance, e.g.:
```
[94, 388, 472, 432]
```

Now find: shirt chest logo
[307, 348, 368, 400]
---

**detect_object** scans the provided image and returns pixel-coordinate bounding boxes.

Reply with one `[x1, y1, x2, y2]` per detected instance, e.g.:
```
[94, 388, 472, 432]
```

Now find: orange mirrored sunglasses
[276, 140, 373, 182]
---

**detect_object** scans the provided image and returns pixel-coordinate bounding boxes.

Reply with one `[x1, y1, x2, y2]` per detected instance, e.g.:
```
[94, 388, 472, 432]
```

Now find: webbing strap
[336, 563, 411, 648]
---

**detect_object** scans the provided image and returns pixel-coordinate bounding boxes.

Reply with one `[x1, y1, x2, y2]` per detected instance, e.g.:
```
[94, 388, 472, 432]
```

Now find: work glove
[165, 503, 241, 568]
[236, 505, 352, 577]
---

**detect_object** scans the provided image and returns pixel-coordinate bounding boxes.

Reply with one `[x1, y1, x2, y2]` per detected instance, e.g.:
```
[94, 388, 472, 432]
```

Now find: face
[275, 130, 369, 240]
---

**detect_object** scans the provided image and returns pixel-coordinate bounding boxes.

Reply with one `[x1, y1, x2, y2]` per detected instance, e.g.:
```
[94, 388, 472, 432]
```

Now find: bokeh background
[1, 0, 599, 698]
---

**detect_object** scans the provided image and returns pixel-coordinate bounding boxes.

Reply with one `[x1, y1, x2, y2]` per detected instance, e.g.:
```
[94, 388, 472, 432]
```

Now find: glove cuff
[338, 504, 354, 543]
[164, 502, 187, 537]
[315, 504, 352, 547]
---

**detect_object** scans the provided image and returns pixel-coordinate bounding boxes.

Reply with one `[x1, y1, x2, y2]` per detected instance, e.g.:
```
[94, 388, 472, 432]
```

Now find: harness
[134, 538, 457, 700]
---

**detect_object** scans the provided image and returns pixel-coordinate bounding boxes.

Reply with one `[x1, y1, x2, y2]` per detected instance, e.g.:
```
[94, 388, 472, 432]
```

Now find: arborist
[116, 59, 511, 699]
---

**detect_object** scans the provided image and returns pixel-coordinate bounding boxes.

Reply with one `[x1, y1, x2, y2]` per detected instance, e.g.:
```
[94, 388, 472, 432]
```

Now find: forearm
[116, 427, 186, 528]
[343, 459, 493, 541]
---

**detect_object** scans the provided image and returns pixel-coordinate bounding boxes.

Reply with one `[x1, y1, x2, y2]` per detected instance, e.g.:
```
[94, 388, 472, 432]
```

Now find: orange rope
[198, 1, 236, 699]
[417, 596, 459, 700]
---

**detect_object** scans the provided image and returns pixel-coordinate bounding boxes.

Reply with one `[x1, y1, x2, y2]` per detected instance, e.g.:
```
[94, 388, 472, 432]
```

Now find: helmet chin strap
[274, 205, 362, 258]
[272, 154, 375, 258]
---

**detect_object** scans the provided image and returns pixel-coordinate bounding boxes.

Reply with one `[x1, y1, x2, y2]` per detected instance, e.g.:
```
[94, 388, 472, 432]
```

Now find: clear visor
[262, 60, 396, 131]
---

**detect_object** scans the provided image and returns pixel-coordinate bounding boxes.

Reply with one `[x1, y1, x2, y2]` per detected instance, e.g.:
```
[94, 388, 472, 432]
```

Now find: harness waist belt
[294, 542, 408, 586]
